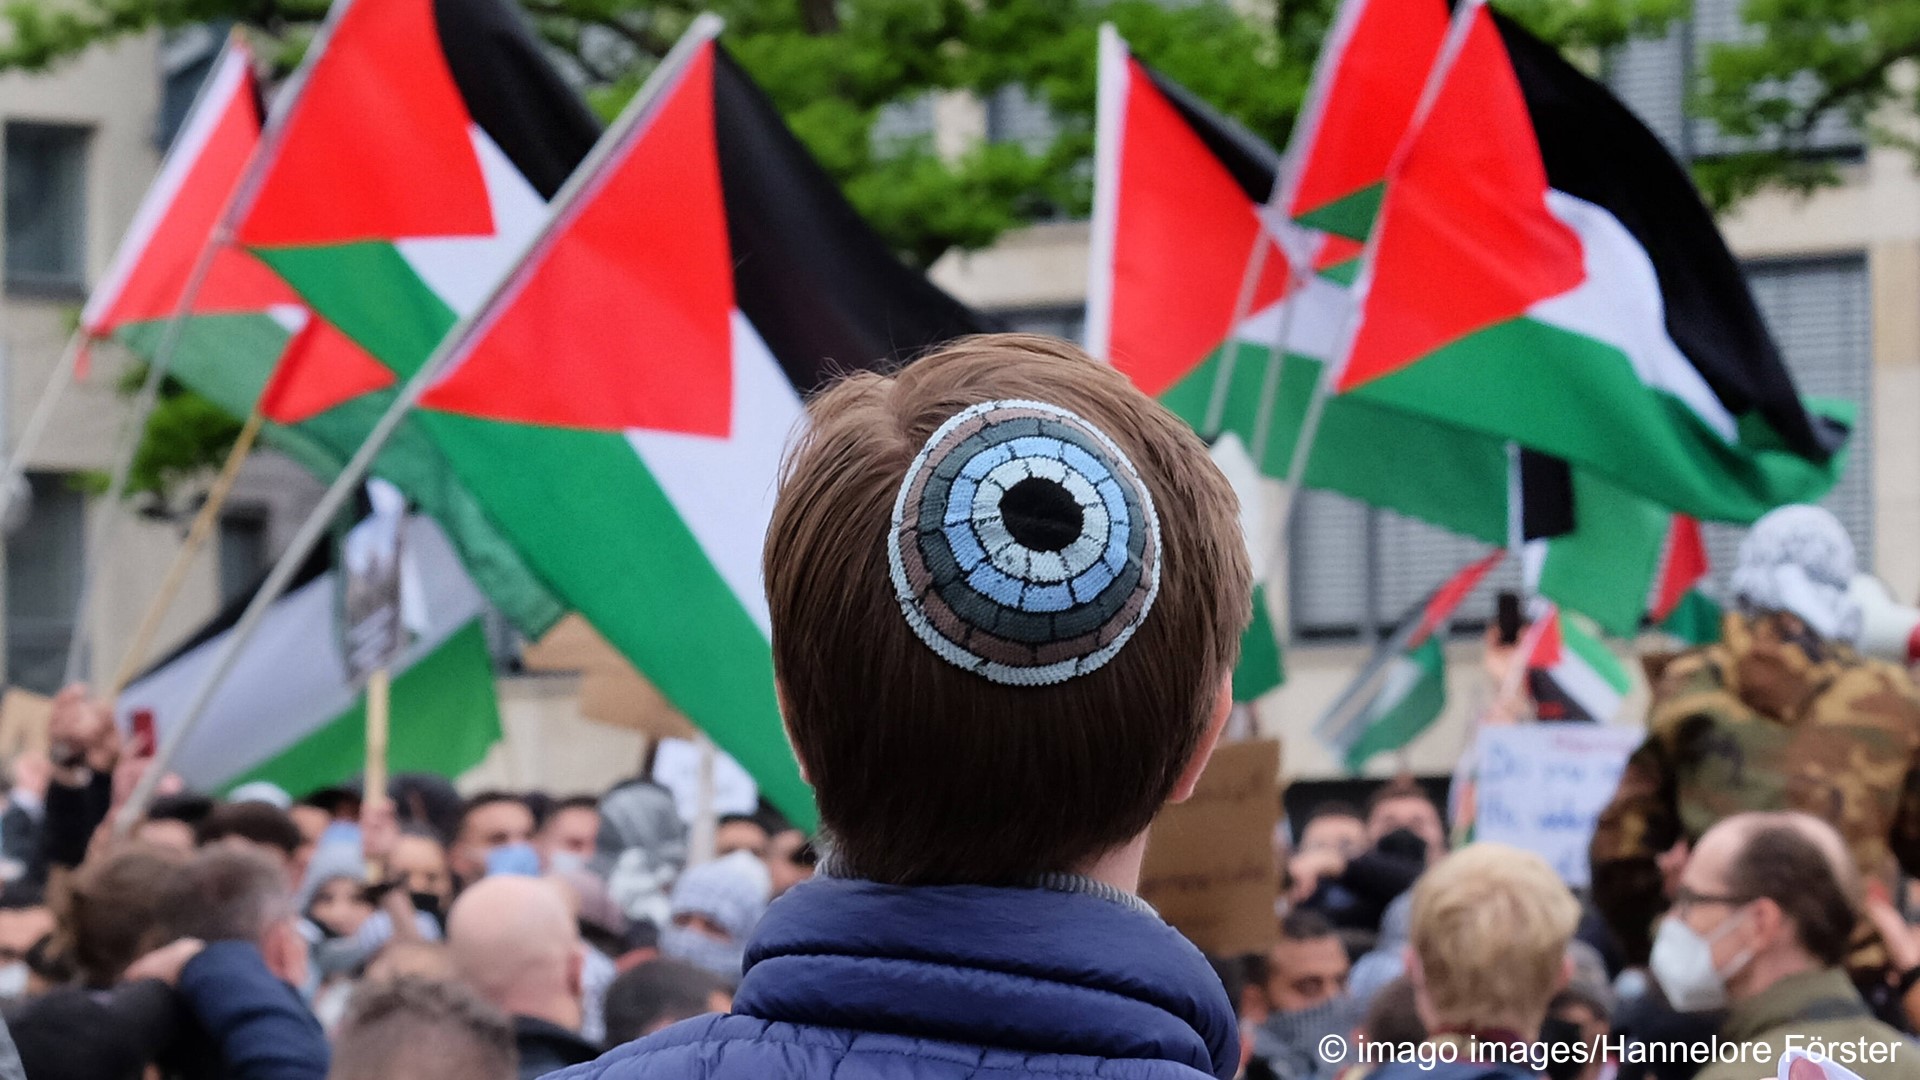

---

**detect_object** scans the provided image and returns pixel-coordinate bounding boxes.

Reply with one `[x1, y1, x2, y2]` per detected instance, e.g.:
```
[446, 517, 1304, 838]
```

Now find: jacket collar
[1723, 967, 1865, 1043]
[734, 876, 1239, 1079]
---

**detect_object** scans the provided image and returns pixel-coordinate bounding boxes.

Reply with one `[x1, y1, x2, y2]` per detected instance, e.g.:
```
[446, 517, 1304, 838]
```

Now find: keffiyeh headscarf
[1730, 504, 1862, 643]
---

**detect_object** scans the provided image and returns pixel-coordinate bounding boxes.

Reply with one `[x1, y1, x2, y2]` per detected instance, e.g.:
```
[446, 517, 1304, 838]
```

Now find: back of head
[196, 800, 305, 860]
[602, 958, 729, 1046]
[329, 975, 516, 1080]
[54, 843, 190, 987]
[446, 875, 580, 1018]
[174, 844, 296, 944]
[1723, 812, 1856, 967]
[1409, 843, 1580, 1031]
[766, 334, 1251, 884]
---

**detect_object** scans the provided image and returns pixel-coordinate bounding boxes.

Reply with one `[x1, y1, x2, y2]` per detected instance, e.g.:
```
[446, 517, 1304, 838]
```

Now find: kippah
[887, 399, 1162, 686]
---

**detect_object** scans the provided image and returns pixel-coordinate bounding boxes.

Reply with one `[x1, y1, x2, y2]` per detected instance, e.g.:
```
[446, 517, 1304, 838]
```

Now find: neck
[1728, 947, 1819, 1003]
[504, 990, 581, 1033]
[1073, 832, 1150, 894]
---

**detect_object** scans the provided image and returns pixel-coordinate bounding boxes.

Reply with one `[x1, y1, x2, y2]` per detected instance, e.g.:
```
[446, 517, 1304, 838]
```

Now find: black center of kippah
[1000, 477, 1083, 553]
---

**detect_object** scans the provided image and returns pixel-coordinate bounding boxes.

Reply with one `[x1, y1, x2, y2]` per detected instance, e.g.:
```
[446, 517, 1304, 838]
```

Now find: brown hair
[332, 975, 517, 1080]
[174, 845, 296, 944]
[765, 333, 1250, 884]
[52, 843, 192, 988]
[1724, 821, 1855, 967]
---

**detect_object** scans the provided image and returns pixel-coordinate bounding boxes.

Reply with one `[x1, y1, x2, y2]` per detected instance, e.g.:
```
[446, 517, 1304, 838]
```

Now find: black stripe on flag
[711, 46, 992, 397]
[1140, 66, 1281, 208]
[433, 0, 603, 201]
[1490, 9, 1847, 462]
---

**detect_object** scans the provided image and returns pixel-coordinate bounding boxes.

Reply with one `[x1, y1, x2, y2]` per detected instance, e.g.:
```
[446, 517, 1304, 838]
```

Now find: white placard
[651, 737, 760, 823]
[1472, 724, 1642, 887]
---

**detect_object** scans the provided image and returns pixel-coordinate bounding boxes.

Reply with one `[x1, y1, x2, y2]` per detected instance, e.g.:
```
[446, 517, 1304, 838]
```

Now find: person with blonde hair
[1368, 843, 1581, 1080]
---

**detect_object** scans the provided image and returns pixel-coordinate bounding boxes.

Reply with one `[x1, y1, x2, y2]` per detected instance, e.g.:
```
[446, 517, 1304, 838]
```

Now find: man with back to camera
[556, 333, 1254, 1078]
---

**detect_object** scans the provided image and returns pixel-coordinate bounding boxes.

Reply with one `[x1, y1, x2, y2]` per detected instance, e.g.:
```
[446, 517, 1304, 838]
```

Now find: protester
[600, 959, 729, 1047]
[1245, 910, 1360, 1080]
[446, 874, 598, 1080]
[1655, 812, 1920, 1080]
[388, 829, 456, 920]
[762, 829, 814, 898]
[1291, 782, 1437, 935]
[559, 335, 1251, 1078]
[711, 815, 769, 859]
[657, 850, 769, 986]
[1592, 505, 1920, 966]
[537, 797, 601, 875]
[449, 793, 538, 888]
[197, 800, 307, 883]
[328, 975, 516, 1080]
[50, 842, 190, 988]
[595, 778, 686, 932]
[1367, 843, 1581, 1080]
[0, 753, 47, 885]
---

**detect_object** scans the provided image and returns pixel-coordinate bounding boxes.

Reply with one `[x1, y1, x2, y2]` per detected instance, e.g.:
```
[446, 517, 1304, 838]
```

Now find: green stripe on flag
[1296, 182, 1384, 242]
[222, 620, 501, 797]
[1349, 316, 1847, 522]
[1536, 469, 1669, 637]
[253, 242, 457, 377]
[1161, 347, 1511, 544]
[1660, 590, 1723, 645]
[1234, 584, 1285, 702]
[422, 412, 816, 831]
[118, 314, 567, 637]
[1559, 613, 1632, 694]
[1345, 636, 1446, 771]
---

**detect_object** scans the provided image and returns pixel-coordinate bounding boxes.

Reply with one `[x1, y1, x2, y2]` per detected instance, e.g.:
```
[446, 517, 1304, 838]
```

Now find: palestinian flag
[1338, 0, 1850, 525]
[237, 19, 982, 828]
[1316, 550, 1502, 772]
[116, 515, 499, 795]
[1278, 0, 1450, 239]
[1648, 515, 1722, 644]
[1086, 30, 1685, 636]
[1523, 603, 1630, 723]
[82, 26, 565, 637]
[1087, 26, 1572, 547]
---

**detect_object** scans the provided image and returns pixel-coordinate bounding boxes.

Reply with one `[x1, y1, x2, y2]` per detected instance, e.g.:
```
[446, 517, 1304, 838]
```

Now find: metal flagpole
[115, 11, 728, 832]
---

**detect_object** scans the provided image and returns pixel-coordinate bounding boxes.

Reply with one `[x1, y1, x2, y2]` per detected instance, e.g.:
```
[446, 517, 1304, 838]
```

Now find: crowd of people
[0, 679, 810, 1080]
[1, 335, 1918, 1080]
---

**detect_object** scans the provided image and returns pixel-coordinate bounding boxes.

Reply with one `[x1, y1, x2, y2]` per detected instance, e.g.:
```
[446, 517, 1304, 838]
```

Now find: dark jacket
[7, 980, 176, 1080]
[553, 876, 1239, 1080]
[516, 1016, 599, 1080]
[174, 941, 329, 1080]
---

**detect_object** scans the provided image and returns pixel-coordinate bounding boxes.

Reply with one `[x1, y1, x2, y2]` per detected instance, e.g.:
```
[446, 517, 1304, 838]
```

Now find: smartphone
[1496, 592, 1523, 646]
[129, 709, 156, 758]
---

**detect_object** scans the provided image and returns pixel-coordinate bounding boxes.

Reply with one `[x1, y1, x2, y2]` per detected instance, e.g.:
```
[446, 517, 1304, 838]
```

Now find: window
[997, 306, 1085, 343]
[1699, 256, 1873, 592]
[1605, 0, 1861, 163]
[5, 474, 84, 693]
[218, 507, 270, 603]
[4, 122, 90, 294]
[984, 85, 1058, 157]
[872, 95, 936, 157]
[1285, 256, 1872, 642]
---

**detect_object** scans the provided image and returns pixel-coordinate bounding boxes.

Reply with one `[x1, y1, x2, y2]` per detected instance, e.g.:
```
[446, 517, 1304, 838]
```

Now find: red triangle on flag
[1338, 5, 1584, 392]
[257, 316, 398, 425]
[236, 0, 493, 248]
[421, 44, 734, 436]
[1288, 0, 1449, 222]
[1525, 605, 1565, 671]
[85, 45, 294, 335]
[1105, 58, 1291, 397]
[1413, 549, 1503, 644]
[1648, 514, 1708, 622]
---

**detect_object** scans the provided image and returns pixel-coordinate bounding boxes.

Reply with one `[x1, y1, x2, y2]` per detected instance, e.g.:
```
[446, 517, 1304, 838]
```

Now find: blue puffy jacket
[553, 876, 1239, 1080]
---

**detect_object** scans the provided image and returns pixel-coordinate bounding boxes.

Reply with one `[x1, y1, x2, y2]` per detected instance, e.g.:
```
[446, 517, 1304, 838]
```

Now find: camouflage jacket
[1590, 611, 1920, 964]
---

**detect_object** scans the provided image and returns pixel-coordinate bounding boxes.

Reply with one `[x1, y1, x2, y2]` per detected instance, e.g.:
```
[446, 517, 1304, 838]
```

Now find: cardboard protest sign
[1472, 724, 1640, 886]
[1139, 738, 1281, 956]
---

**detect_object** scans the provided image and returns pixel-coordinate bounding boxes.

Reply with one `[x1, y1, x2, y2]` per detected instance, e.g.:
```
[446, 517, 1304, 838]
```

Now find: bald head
[1694, 811, 1857, 904]
[446, 876, 583, 1031]
[1684, 811, 1858, 981]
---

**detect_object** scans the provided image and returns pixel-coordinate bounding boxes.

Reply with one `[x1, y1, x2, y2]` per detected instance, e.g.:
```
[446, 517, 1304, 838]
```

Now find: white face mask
[0, 962, 27, 1001]
[1650, 906, 1754, 1012]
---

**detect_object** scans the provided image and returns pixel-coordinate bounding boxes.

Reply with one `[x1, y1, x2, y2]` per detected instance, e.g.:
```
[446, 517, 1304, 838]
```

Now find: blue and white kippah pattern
[887, 399, 1162, 686]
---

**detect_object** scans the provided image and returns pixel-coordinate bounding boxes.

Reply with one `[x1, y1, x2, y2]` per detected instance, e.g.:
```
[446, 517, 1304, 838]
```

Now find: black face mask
[1375, 827, 1428, 862]
[409, 892, 445, 921]
[1538, 1016, 1586, 1080]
